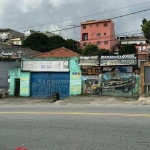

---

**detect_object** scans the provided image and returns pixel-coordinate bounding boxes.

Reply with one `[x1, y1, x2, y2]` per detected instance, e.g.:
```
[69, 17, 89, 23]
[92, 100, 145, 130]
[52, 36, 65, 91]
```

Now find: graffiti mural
[82, 67, 139, 97]
[82, 75, 101, 94]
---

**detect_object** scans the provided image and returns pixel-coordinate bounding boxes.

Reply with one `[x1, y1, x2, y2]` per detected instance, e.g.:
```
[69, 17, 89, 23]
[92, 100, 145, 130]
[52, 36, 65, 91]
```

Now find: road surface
[0, 105, 150, 150]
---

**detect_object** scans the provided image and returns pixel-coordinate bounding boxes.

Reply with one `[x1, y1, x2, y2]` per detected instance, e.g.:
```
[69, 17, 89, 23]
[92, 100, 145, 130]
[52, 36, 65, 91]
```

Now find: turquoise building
[8, 47, 82, 99]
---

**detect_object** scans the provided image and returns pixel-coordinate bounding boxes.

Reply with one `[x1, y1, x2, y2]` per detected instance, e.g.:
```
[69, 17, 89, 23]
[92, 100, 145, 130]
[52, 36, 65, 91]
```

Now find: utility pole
[66, 25, 79, 40]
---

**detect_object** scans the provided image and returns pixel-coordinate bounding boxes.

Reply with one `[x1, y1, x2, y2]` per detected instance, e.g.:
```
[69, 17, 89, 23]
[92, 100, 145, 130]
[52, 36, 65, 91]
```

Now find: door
[30, 72, 70, 99]
[14, 78, 20, 96]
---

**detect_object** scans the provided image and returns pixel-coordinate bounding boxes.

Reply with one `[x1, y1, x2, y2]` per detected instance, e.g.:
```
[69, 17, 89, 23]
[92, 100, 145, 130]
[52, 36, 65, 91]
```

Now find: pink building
[80, 19, 119, 51]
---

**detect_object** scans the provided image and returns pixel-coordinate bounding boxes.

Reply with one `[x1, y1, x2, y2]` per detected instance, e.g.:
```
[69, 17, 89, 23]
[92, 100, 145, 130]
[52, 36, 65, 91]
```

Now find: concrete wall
[0, 60, 21, 88]
[69, 57, 82, 95]
[82, 67, 139, 98]
[8, 57, 82, 97]
[8, 67, 30, 96]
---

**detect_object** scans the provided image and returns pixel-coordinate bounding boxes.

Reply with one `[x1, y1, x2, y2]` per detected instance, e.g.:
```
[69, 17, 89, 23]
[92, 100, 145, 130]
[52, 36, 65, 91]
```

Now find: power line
[109, 9, 150, 20]
[49, 9, 150, 33]
[15, 2, 150, 30]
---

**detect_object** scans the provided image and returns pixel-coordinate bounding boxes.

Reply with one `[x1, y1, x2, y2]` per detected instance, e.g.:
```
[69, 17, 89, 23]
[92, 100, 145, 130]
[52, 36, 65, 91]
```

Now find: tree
[22, 33, 49, 52]
[82, 44, 100, 55]
[119, 44, 137, 55]
[141, 18, 150, 42]
[82, 44, 110, 56]
[99, 48, 111, 55]
[47, 35, 67, 50]
[66, 39, 79, 50]
[66, 39, 82, 54]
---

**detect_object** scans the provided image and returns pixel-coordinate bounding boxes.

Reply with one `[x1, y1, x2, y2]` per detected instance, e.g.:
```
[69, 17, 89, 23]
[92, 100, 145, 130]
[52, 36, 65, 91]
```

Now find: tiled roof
[31, 47, 81, 58]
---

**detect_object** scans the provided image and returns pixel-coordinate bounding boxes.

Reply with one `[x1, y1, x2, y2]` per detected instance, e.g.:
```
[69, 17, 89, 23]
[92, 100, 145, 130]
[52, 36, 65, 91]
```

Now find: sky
[0, 0, 150, 41]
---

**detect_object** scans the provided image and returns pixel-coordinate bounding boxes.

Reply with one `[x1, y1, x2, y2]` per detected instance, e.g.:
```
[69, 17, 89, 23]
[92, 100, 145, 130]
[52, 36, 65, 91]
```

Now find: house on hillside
[80, 19, 119, 51]
[10, 37, 24, 46]
[116, 36, 149, 67]
[24, 30, 56, 39]
[8, 47, 82, 99]
[0, 28, 24, 46]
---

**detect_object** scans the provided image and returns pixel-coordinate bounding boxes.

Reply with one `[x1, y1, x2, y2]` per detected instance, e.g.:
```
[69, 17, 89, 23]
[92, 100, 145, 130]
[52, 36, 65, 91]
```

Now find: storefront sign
[82, 68, 101, 75]
[100, 54, 137, 66]
[79, 56, 99, 60]
[22, 61, 69, 72]
[79, 56, 99, 66]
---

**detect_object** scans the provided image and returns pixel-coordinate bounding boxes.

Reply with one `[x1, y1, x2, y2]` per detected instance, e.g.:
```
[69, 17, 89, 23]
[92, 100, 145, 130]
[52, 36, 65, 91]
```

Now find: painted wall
[82, 67, 139, 98]
[69, 57, 82, 95]
[100, 72, 139, 98]
[9, 57, 82, 97]
[8, 67, 30, 96]
[22, 57, 82, 96]
[82, 75, 100, 94]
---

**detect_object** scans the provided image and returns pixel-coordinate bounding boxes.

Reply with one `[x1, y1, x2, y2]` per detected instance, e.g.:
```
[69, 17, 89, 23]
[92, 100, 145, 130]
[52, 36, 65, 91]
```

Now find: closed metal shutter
[30, 72, 70, 99]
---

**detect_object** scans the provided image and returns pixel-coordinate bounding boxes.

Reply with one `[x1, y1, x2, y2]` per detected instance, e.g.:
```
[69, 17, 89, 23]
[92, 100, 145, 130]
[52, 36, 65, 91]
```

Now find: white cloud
[20, 0, 41, 13]
[48, 0, 63, 8]
[0, 0, 149, 40]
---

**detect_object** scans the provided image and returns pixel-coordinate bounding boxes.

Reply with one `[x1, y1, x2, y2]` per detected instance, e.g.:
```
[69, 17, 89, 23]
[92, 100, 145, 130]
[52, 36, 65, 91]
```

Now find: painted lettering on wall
[31, 79, 70, 98]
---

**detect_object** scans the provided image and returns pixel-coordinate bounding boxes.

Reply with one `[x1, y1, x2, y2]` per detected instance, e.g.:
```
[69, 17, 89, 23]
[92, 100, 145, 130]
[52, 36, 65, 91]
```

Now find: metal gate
[30, 72, 70, 99]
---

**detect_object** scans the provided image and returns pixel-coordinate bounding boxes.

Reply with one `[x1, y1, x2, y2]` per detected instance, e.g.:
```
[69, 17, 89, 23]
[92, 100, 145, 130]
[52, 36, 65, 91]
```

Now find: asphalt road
[0, 105, 150, 150]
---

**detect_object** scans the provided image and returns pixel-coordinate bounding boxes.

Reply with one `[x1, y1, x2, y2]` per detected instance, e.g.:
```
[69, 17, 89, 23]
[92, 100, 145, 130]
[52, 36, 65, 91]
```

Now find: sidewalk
[0, 95, 150, 105]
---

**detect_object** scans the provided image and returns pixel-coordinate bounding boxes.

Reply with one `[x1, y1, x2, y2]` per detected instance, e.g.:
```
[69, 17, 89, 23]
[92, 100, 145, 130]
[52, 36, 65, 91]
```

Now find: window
[96, 33, 101, 36]
[83, 42, 87, 46]
[97, 41, 101, 45]
[15, 41, 19, 45]
[104, 41, 108, 45]
[91, 34, 93, 36]
[104, 32, 106, 35]
[90, 24, 92, 27]
[96, 23, 99, 26]
[82, 33, 88, 41]
[83, 25, 86, 29]
[140, 46, 146, 51]
[104, 22, 108, 27]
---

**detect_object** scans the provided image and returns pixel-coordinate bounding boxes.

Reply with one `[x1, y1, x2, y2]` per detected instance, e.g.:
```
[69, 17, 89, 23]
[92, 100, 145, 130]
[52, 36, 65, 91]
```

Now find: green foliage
[47, 35, 67, 50]
[22, 33, 49, 52]
[66, 39, 79, 50]
[82, 44, 111, 56]
[119, 44, 137, 55]
[76, 48, 82, 54]
[22, 33, 109, 56]
[82, 44, 99, 55]
[99, 48, 111, 55]
[141, 18, 150, 41]
[66, 39, 82, 54]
